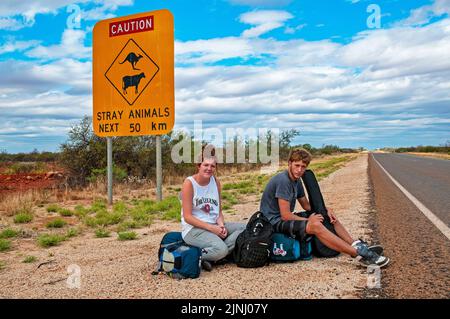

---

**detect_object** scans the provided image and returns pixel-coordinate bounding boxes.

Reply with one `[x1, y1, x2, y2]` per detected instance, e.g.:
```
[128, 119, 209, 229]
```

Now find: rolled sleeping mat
[301, 169, 340, 258]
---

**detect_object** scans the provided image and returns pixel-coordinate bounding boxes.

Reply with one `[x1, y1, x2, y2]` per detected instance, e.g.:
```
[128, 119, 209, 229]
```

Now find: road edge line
[372, 153, 450, 241]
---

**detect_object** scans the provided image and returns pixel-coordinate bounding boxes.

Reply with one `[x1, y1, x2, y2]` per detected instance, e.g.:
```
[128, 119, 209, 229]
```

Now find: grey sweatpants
[183, 222, 246, 262]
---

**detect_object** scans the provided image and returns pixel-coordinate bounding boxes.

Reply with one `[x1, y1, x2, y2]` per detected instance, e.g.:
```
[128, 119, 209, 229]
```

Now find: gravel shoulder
[0, 154, 375, 299]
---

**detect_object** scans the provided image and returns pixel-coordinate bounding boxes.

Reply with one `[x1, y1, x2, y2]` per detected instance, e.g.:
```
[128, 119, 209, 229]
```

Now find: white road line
[372, 154, 450, 241]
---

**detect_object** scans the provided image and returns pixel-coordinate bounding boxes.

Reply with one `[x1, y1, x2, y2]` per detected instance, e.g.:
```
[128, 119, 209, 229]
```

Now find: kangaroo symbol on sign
[119, 52, 143, 70]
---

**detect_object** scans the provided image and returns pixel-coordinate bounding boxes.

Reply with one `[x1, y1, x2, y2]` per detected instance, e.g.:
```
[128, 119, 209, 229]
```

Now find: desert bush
[37, 234, 65, 247]
[95, 228, 110, 238]
[14, 212, 33, 224]
[0, 228, 19, 239]
[23, 256, 37, 263]
[46, 218, 67, 228]
[58, 208, 74, 217]
[46, 204, 60, 213]
[0, 239, 11, 251]
[118, 231, 137, 241]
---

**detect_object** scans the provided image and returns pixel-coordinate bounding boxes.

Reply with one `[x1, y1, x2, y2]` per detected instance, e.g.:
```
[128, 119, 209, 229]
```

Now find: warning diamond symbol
[105, 38, 159, 106]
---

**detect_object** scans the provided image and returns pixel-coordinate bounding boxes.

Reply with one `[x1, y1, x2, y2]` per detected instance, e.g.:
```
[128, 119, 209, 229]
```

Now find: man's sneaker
[352, 239, 384, 256]
[354, 241, 390, 268]
[201, 260, 213, 271]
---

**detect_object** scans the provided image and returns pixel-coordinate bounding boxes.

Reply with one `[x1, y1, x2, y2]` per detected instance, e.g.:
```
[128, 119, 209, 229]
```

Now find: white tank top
[181, 175, 220, 238]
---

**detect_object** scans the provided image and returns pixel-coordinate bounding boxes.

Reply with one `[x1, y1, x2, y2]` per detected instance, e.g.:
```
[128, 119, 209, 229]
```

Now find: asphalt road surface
[369, 153, 450, 298]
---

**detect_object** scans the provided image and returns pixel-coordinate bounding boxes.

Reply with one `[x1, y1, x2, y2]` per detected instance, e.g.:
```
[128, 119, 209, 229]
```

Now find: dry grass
[407, 152, 450, 160]
[0, 190, 47, 217]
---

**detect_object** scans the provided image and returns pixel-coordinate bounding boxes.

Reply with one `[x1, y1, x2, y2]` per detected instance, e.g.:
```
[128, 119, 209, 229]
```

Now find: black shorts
[272, 211, 313, 242]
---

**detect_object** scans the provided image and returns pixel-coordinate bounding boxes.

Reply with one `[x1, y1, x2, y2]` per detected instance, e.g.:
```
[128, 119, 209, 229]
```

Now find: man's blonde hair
[288, 148, 312, 165]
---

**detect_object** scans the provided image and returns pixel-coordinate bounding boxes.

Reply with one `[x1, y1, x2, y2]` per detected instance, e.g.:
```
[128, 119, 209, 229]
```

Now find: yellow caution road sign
[93, 9, 174, 136]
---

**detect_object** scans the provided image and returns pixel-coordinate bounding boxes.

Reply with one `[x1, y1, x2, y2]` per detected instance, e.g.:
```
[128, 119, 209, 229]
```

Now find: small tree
[59, 116, 106, 185]
[279, 129, 300, 159]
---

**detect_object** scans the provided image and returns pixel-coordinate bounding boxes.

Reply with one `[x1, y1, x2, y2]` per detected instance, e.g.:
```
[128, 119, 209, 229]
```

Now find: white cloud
[171, 13, 450, 148]
[0, 0, 134, 30]
[0, 17, 31, 30]
[399, 0, 450, 26]
[26, 29, 91, 60]
[82, 0, 133, 21]
[284, 23, 306, 34]
[0, 59, 91, 95]
[240, 10, 293, 37]
[2, 1, 450, 151]
[0, 39, 40, 54]
[176, 37, 256, 64]
[339, 19, 450, 79]
[0, 1, 89, 28]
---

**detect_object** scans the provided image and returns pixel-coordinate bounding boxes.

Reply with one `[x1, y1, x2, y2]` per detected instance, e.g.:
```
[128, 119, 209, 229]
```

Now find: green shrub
[162, 207, 180, 221]
[37, 234, 65, 247]
[153, 196, 180, 212]
[95, 210, 125, 226]
[23, 256, 37, 263]
[113, 201, 128, 214]
[0, 228, 19, 239]
[14, 212, 33, 224]
[5, 162, 47, 174]
[95, 228, 111, 238]
[118, 231, 137, 241]
[116, 221, 139, 232]
[66, 228, 78, 238]
[59, 208, 74, 217]
[0, 239, 11, 252]
[88, 166, 128, 183]
[221, 192, 239, 205]
[130, 208, 151, 223]
[90, 199, 107, 212]
[46, 204, 60, 213]
[74, 205, 88, 218]
[46, 218, 67, 228]
[84, 216, 98, 227]
[222, 181, 253, 191]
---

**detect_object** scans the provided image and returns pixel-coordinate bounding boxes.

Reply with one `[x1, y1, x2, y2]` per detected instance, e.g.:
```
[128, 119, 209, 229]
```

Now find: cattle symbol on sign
[104, 38, 159, 106]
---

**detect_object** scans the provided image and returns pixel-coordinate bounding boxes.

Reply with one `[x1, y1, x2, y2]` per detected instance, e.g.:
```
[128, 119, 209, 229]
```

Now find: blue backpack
[153, 232, 202, 279]
[270, 233, 312, 262]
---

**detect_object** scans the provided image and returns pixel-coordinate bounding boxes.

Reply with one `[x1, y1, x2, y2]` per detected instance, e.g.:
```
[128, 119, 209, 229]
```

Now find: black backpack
[301, 169, 340, 258]
[233, 211, 273, 268]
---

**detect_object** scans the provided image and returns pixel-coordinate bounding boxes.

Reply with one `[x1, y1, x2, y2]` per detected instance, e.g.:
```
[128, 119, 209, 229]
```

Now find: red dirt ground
[0, 173, 62, 195]
[0, 162, 65, 196]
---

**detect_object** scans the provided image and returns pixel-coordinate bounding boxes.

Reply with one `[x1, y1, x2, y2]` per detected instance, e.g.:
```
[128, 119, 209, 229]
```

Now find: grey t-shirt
[259, 170, 305, 225]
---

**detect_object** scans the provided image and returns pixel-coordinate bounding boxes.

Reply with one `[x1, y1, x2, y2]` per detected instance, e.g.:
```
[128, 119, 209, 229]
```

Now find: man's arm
[298, 196, 311, 211]
[278, 198, 308, 221]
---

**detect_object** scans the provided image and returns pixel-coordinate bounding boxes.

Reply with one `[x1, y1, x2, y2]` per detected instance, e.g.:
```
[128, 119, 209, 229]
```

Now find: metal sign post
[156, 135, 162, 201]
[107, 137, 113, 205]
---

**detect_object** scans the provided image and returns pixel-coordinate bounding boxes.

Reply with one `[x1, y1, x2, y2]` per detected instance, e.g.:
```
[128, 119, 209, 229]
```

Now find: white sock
[351, 240, 361, 248]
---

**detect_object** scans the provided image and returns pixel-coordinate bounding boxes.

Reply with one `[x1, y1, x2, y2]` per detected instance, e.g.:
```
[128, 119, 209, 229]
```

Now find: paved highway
[369, 153, 450, 298]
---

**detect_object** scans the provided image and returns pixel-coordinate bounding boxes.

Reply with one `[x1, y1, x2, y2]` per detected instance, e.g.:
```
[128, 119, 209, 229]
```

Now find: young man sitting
[259, 148, 389, 267]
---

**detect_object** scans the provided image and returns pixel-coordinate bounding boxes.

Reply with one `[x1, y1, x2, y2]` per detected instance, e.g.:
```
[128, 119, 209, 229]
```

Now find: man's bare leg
[306, 221, 358, 257]
[332, 220, 354, 245]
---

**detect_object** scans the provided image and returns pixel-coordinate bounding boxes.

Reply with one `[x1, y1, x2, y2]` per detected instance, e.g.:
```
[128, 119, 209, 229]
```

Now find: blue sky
[0, 0, 449, 152]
